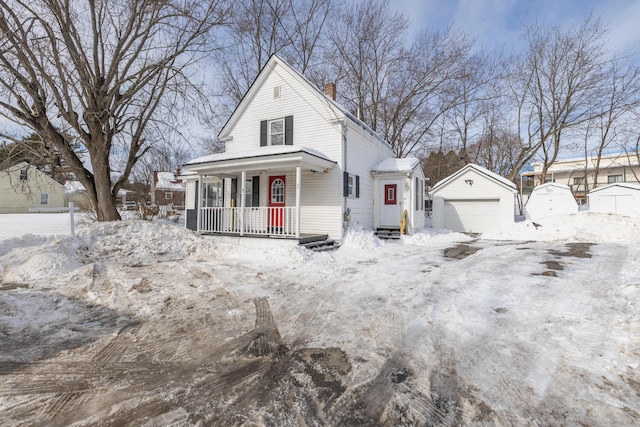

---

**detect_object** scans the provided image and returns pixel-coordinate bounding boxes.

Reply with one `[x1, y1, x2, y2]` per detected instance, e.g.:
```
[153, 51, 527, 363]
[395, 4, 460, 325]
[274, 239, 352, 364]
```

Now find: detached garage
[430, 163, 517, 234]
[525, 183, 578, 220]
[588, 182, 640, 216]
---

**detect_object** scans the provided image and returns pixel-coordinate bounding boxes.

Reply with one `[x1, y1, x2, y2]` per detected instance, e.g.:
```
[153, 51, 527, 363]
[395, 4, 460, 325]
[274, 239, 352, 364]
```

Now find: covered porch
[184, 146, 337, 239]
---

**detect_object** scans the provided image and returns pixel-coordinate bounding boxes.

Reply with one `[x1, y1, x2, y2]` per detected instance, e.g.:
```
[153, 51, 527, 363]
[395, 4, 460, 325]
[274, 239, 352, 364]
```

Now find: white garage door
[444, 199, 500, 233]
[595, 194, 635, 214]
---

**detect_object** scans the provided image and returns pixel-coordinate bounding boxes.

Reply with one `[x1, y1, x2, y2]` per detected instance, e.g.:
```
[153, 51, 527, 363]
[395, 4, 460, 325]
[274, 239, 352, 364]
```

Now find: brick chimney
[325, 83, 336, 101]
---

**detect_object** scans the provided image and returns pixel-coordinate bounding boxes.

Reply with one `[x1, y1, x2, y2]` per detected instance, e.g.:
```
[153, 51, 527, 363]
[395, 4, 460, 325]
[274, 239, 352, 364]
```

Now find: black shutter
[260, 120, 267, 146]
[285, 115, 293, 145]
[194, 180, 199, 209]
[343, 171, 349, 197]
[252, 175, 260, 207]
[230, 178, 237, 207]
[355, 175, 360, 198]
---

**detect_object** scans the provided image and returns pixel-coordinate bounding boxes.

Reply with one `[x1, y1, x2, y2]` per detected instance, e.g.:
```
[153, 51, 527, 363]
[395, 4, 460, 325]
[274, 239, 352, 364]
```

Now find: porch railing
[199, 207, 298, 237]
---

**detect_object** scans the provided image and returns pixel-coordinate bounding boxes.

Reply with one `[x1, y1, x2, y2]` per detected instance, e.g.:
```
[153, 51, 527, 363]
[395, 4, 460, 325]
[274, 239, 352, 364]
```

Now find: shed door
[381, 181, 402, 226]
[597, 194, 634, 214]
[443, 199, 499, 233]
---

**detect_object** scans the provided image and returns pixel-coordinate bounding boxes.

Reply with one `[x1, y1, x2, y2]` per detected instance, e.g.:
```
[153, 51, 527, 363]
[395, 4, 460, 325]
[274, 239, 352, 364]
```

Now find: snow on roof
[155, 172, 184, 191]
[372, 157, 420, 173]
[64, 180, 85, 195]
[186, 145, 332, 166]
[431, 163, 516, 192]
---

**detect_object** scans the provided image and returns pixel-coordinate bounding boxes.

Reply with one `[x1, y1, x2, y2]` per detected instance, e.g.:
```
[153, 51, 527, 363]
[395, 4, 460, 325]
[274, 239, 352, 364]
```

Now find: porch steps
[299, 235, 340, 252]
[375, 227, 402, 240]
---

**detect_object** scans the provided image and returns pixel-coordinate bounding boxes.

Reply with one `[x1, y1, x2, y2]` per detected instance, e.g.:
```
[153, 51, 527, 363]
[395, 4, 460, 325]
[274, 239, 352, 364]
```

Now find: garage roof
[431, 163, 516, 193]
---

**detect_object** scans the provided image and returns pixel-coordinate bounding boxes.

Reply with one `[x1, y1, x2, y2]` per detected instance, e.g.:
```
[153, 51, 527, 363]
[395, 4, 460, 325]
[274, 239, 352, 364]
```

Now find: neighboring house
[430, 163, 517, 234]
[522, 152, 640, 202]
[525, 183, 578, 221]
[588, 182, 640, 216]
[152, 171, 185, 209]
[0, 162, 65, 213]
[182, 55, 425, 244]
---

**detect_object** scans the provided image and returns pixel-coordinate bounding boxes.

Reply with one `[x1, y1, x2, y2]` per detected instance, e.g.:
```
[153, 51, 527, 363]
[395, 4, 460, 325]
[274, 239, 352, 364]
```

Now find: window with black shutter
[261, 116, 293, 146]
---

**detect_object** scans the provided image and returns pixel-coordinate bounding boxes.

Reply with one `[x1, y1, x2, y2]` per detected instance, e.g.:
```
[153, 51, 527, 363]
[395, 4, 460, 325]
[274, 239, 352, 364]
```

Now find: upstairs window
[260, 116, 293, 146]
[165, 192, 173, 200]
[19, 169, 28, 181]
[269, 118, 284, 145]
[608, 175, 622, 183]
[40, 193, 49, 205]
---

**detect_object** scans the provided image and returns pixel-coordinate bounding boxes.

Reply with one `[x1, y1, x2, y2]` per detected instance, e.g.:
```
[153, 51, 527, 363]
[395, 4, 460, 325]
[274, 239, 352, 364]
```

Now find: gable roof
[218, 54, 390, 149]
[431, 163, 516, 193]
[588, 182, 640, 194]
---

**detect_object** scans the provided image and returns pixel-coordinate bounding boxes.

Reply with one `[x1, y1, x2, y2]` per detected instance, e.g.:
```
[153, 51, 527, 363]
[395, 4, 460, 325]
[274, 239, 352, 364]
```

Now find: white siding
[589, 184, 640, 215]
[525, 184, 578, 220]
[431, 168, 515, 233]
[224, 63, 343, 162]
[344, 121, 394, 230]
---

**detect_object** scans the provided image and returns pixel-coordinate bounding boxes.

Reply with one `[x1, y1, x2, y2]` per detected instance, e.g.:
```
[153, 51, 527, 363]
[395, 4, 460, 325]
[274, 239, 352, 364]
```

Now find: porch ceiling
[185, 146, 336, 176]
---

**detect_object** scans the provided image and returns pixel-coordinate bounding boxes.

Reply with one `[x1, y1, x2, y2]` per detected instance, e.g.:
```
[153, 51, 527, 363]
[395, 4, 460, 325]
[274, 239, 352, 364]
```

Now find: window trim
[19, 169, 28, 181]
[40, 193, 49, 205]
[608, 174, 623, 184]
[268, 118, 285, 146]
[165, 192, 173, 200]
[343, 172, 360, 198]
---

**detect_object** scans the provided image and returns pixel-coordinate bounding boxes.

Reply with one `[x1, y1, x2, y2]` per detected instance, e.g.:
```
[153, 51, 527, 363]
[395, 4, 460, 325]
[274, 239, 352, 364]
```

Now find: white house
[0, 162, 65, 213]
[430, 163, 517, 234]
[525, 183, 578, 220]
[588, 182, 640, 216]
[182, 55, 425, 246]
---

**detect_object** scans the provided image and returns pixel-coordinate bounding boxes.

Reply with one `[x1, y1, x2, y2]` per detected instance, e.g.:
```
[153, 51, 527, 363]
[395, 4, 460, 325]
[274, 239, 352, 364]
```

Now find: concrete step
[375, 227, 402, 240]
[300, 238, 340, 252]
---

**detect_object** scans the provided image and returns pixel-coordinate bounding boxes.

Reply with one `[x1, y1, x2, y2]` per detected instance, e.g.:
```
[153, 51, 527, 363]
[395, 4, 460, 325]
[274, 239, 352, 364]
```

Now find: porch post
[296, 166, 301, 238]
[240, 170, 246, 236]
[197, 175, 203, 232]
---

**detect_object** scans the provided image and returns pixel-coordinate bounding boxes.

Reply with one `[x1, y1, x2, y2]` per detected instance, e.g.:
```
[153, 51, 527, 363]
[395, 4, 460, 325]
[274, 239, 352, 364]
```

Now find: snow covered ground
[0, 212, 639, 425]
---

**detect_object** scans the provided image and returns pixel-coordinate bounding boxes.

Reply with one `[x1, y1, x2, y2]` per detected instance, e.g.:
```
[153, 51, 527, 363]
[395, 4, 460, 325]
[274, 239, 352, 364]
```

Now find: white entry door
[381, 180, 402, 226]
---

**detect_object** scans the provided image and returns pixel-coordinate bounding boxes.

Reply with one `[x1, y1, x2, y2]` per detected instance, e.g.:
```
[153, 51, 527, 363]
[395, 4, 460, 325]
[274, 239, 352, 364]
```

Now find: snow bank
[483, 211, 640, 243]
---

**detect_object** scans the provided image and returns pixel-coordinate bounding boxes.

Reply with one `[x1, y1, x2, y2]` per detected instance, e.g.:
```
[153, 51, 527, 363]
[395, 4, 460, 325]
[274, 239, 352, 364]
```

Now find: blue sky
[390, 0, 640, 54]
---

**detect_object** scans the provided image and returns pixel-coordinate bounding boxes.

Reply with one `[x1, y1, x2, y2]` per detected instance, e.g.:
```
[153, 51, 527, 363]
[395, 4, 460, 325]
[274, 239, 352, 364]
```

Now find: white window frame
[165, 192, 173, 200]
[244, 177, 254, 207]
[40, 193, 49, 205]
[347, 174, 355, 197]
[273, 85, 281, 99]
[19, 169, 28, 181]
[608, 174, 623, 183]
[203, 179, 223, 207]
[268, 118, 285, 146]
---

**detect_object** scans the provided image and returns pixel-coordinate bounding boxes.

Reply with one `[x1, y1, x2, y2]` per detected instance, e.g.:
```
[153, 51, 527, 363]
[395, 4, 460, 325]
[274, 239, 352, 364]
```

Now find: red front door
[269, 176, 286, 229]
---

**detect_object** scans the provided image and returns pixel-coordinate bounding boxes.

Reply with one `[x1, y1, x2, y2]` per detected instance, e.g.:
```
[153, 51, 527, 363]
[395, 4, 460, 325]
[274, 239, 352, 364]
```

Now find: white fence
[199, 207, 297, 237]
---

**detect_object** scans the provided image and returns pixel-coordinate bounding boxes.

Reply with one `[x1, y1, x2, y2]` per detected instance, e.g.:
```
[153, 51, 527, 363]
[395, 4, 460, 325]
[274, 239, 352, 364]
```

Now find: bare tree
[445, 51, 505, 157]
[327, 0, 476, 157]
[584, 59, 640, 188]
[216, 0, 335, 106]
[509, 16, 609, 183]
[0, 0, 227, 221]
